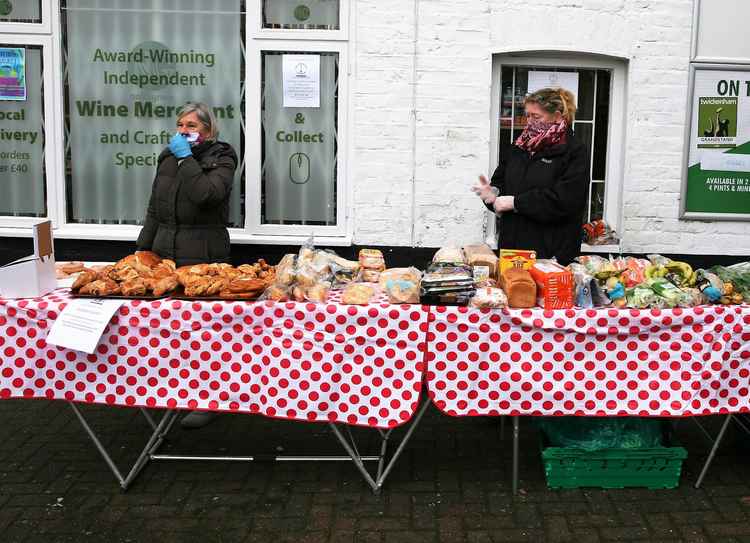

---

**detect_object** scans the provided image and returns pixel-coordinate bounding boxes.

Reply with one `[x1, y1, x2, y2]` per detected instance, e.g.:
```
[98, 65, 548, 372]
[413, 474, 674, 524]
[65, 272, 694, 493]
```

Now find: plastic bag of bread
[358, 249, 385, 271]
[463, 244, 498, 277]
[275, 254, 297, 286]
[500, 267, 537, 308]
[341, 283, 377, 305]
[469, 287, 508, 309]
[379, 268, 421, 304]
[304, 281, 330, 303]
[433, 246, 466, 264]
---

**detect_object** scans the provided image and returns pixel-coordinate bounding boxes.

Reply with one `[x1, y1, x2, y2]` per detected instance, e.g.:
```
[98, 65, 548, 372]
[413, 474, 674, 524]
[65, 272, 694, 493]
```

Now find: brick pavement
[0, 399, 749, 543]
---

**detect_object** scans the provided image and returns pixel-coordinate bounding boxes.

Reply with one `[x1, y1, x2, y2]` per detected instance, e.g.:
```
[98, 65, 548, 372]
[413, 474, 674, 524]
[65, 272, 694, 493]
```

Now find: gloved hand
[169, 133, 192, 159]
[471, 175, 499, 204]
[493, 195, 515, 214]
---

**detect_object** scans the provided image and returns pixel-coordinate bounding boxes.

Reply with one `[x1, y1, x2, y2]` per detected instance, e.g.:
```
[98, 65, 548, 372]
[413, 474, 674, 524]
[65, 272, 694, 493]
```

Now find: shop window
[498, 65, 611, 225]
[0, 1, 42, 24]
[0, 44, 46, 217]
[260, 51, 338, 226]
[60, 0, 245, 227]
[263, 0, 339, 30]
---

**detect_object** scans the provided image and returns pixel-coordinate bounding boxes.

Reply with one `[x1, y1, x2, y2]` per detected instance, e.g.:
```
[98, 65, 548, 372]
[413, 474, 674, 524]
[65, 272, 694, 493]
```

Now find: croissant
[228, 276, 267, 293]
[184, 276, 212, 297]
[205, 277, 227, 297]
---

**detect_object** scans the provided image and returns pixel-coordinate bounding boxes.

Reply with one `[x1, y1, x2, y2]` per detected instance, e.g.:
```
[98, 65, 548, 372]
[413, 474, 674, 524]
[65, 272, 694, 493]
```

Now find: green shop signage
[682, 64, 750, 220]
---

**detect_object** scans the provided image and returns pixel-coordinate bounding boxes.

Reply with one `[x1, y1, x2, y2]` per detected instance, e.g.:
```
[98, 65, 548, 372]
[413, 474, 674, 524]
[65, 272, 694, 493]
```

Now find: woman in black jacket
[137, 102, 237, 429]
[137, 102, 238, 267]
[473, 87, 589, 265]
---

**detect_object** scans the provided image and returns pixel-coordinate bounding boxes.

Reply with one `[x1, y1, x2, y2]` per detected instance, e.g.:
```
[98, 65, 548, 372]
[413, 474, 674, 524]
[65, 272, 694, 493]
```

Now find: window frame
[0, 33, 60, 230]
[489, 53, 627, 252]
[250, 0, 349, 42]
[246, 39, 349, 238]
[0, 0, 51, 34]
[0, 0, 353, 246]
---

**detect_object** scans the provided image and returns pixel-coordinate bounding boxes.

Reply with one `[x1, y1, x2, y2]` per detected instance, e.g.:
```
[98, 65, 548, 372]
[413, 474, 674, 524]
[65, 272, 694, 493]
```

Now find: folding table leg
[69, 402, 177, 490]
[694, 414, 733, 489]
[512, 416, 520, 496]
[329, 396, 431, 494]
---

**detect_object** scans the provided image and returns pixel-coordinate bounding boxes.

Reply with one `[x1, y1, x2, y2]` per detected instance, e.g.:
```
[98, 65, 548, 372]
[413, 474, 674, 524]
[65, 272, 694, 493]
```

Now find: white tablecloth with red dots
[425, 305, 750, 418]
[0, 289, 428, 429]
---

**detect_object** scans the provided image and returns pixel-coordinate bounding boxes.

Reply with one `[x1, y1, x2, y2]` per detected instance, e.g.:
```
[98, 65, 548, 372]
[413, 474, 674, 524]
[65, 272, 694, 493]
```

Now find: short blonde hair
[176, 102, 219, 141]
[524, 87, 577, 124]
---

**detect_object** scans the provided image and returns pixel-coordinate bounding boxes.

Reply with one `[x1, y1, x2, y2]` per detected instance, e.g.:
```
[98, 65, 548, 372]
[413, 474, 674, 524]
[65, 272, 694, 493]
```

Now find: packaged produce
[695, 270, 723, 302]
[647, 278, 691, 308]
[529, 259, 574, 310]
[619, 257, 650, 288]
[341, 283, 377, 305]
[500, 267, 537, 308]
[605, 277, 627, 309]
[499, 249, 536, 276]
[625, 284, 660, 309]
[711, 264, 750, 303]
[463, 244, 498, 277]
[581, 220, 620, 246]
[469, 287, 508, 309]
[358, 249, 386, 271]
[379, 268, 421, 304]
[645, 255, 696, 288]
[433, 246, 466, 264]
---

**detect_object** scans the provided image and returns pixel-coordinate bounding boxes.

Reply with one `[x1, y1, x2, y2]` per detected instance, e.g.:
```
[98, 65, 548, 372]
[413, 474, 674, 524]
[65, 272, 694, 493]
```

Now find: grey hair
[176, 102, 219, 140]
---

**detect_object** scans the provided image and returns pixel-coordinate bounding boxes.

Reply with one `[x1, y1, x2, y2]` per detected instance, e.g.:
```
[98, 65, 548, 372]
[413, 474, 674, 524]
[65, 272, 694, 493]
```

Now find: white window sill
[0, 225, 353, 247]
[581, 243, 622, 254]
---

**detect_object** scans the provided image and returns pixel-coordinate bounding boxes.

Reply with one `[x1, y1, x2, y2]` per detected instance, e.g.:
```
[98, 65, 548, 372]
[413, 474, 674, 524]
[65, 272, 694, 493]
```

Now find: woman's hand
[493, 196, 515, 213]
[471, 175, 499, 204]
[169, 133, 192, 159]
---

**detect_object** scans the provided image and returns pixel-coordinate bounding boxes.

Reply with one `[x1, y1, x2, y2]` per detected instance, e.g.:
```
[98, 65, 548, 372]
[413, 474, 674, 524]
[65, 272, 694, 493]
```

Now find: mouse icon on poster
[289, 152, 310, 184]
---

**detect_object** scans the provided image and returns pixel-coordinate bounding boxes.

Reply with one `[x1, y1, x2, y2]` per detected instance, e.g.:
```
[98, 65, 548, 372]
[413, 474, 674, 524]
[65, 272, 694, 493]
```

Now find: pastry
[228, 276, 267, 293]
[152, 275, 178, 296]
[218, 290, 262, 300]
[134, 250, 162, 269]
[120, 279, 148, 297]
[205, 277, 227, 297]
[61, 261, 85, 274]
[342, 284, 375, 305]
[360, 269, 382, 283]
[72, 270, 97, 291]
[79, 279, 120, 296]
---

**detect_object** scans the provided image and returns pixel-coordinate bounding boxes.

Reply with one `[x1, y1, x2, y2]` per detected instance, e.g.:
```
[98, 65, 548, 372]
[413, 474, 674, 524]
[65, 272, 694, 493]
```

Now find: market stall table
[425, 304, 750, 492]
[0, 289, 431, 493]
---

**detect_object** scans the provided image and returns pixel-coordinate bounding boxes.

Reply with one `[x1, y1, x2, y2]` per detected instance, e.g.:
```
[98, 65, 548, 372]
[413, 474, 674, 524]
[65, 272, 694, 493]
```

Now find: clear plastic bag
[537, 417, 665, 451]
[379, 268, 421, 304]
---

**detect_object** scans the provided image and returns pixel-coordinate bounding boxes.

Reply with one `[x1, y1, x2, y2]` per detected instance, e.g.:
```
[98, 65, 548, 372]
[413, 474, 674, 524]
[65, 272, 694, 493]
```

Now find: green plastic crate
[541, 439, 687, 490]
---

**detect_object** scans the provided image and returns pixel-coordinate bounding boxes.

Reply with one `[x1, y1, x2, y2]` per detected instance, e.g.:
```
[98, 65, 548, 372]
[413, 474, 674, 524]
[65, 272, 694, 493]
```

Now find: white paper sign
[46, 298, 124, 354]
[527, 71, 579, 105]
[701, 153, 750, 172]
[282, 54, 320, 108]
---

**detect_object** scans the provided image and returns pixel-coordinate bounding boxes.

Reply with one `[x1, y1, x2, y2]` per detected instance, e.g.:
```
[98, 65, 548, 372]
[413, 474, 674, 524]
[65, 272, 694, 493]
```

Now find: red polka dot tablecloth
[425, 305, 750, 417]
[0, 290, 429, 429]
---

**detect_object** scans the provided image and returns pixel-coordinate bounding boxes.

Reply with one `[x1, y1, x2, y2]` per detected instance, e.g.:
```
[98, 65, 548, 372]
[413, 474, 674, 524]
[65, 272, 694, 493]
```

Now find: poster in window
[682, 65, 750, 220]
[64, 0, 242, 226]
[0, 47, 26, 101]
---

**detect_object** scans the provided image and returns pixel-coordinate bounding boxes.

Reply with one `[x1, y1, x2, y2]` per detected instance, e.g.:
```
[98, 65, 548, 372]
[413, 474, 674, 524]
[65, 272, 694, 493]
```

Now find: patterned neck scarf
[515, 118, 568, 154]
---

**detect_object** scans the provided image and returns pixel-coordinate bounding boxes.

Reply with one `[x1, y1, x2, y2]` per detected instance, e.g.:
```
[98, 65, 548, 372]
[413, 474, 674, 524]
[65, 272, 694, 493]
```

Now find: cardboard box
[0, 221, 56, 299]
[498, 249, 537, 277]
[529, 259, 573, 310]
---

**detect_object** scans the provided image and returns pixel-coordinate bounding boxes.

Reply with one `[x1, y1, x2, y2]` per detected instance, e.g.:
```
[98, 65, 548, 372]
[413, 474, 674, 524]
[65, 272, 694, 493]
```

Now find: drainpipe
[409, 0, 419, 247]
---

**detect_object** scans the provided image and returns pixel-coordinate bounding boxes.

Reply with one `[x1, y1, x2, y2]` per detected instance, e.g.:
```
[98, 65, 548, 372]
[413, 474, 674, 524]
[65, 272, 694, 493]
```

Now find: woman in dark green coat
[137, 102, 238, 267]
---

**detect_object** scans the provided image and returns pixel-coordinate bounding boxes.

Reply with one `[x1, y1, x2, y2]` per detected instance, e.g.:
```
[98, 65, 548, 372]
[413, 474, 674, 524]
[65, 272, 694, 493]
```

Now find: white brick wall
[351, 0, 750, 256]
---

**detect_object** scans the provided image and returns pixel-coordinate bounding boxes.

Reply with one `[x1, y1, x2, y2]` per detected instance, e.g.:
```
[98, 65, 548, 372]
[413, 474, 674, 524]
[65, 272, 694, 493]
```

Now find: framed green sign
[681, 63, 750, 221]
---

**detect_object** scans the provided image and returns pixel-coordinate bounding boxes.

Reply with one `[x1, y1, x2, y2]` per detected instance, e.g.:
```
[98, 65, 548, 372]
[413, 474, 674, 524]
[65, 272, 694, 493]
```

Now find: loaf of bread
[501, 267, 537, 308]
[462, 244, 498, 277]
